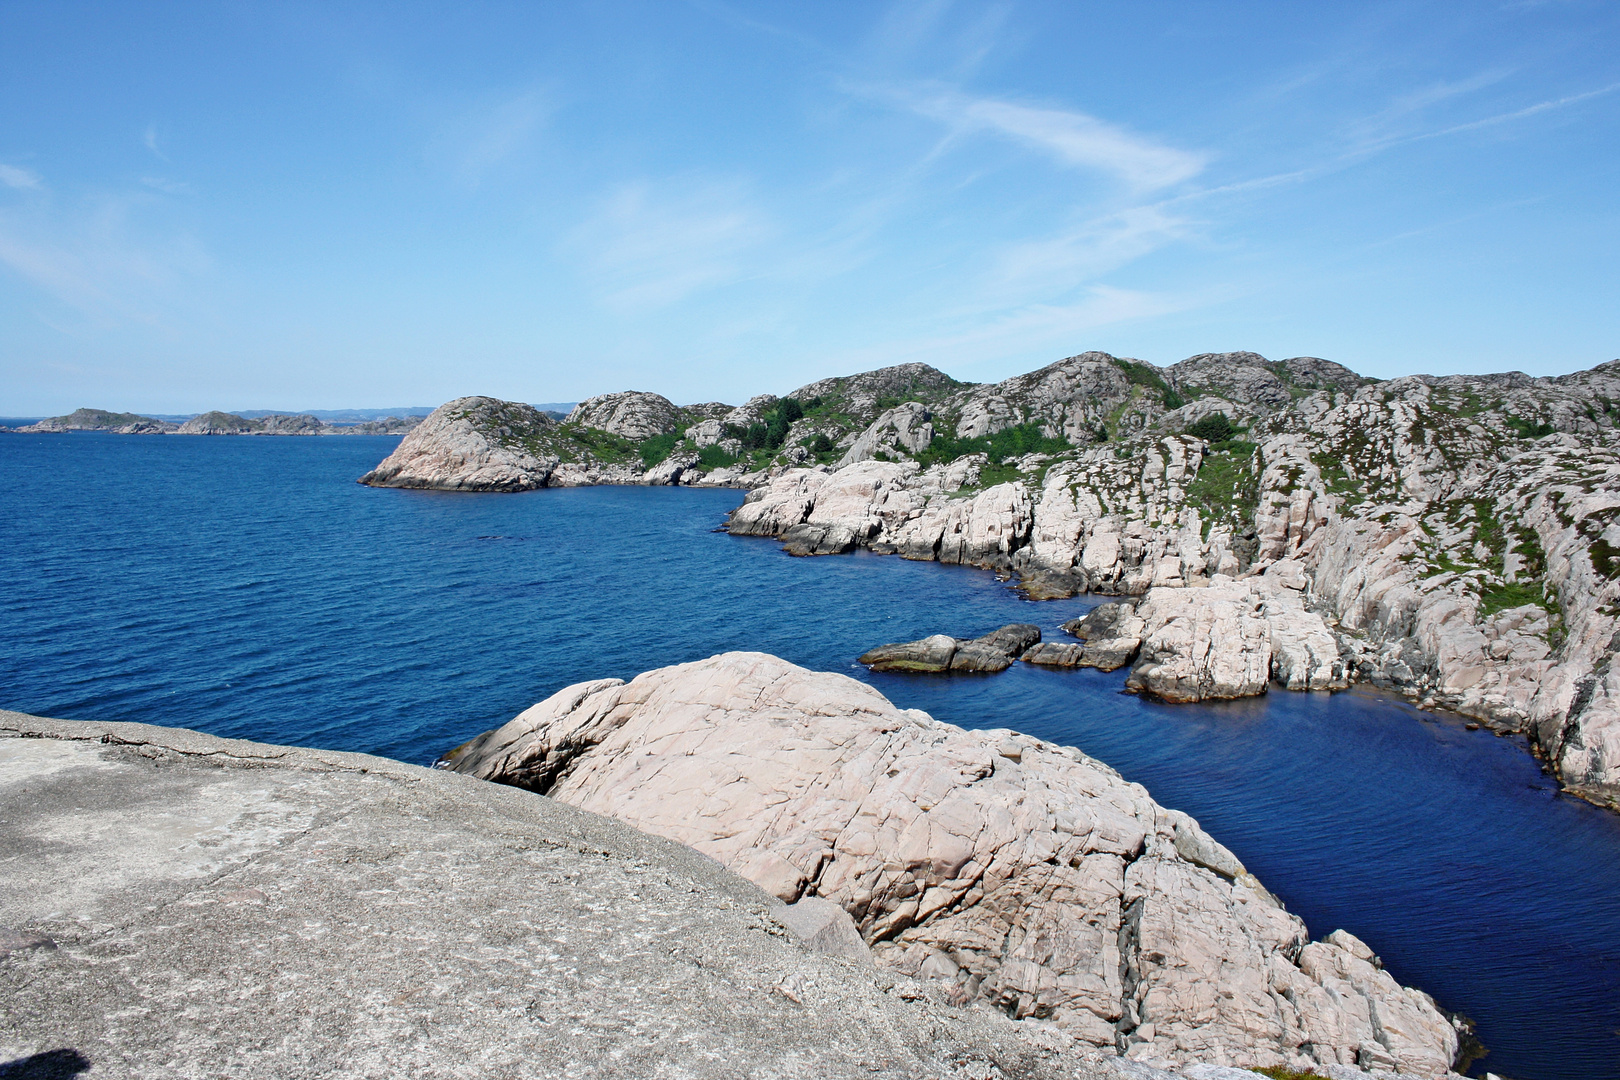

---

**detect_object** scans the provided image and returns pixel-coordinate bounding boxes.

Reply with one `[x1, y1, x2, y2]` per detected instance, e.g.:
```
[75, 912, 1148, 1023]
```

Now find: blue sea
[3, 432, 1618, 1080]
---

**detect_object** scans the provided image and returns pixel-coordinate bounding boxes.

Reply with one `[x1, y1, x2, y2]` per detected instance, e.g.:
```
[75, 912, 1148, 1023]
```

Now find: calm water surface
[2, 433, 1617, 1080]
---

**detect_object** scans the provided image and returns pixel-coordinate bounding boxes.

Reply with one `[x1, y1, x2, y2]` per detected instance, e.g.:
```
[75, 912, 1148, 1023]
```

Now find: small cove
[2, 432, 1617, 1080]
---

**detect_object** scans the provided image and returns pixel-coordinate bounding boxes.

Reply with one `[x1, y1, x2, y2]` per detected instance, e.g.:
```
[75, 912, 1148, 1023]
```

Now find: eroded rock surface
[445, 651, 1466, 1076]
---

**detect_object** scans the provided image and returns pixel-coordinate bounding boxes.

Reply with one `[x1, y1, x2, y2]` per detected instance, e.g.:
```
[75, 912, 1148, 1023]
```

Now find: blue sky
[2, 1, 1618, 414]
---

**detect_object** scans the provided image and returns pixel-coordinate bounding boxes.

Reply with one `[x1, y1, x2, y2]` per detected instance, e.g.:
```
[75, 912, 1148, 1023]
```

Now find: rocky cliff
[444, 651, 1468, 1077]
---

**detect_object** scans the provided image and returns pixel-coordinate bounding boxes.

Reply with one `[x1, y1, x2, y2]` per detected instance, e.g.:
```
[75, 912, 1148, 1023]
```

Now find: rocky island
[9, 407, 421, 435]
[361, 350, 1620, 811]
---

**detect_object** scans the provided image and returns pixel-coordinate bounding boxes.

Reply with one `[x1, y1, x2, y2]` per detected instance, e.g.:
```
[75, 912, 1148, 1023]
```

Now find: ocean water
[2, 432, 1617, 1080]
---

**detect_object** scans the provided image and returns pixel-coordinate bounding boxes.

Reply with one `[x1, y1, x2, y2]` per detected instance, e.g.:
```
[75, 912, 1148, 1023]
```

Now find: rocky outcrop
[565, 391, 682, 440]
[1035, 601, 1146, 671]
[5, 709, 1146, 1080]
[859, 624, 1041, 673]
[17, 408, 177, 434]
[443, 652, 1466, 1076]
[177, 410, 264, 434]
[358, 396, 559, 491]
[838, 403, 937, 466]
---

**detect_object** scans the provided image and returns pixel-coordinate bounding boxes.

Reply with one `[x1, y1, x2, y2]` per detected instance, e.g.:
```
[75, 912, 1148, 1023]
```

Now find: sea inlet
[2, 432, 1617, 1080]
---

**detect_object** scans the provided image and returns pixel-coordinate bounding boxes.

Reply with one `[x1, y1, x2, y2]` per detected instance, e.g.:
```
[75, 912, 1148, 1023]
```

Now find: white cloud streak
[0, 164, 43, 191]
[567, 180, 775, 312]
[892, 88, 1208, 189]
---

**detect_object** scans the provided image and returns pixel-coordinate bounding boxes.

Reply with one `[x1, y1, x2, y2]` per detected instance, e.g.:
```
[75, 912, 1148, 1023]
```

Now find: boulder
[443, 652, 1464, 1076]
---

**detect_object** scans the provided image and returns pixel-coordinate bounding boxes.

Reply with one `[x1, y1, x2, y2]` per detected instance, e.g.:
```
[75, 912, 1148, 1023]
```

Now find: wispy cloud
[825, 284, 1199, 378]
[1410, 80, 1620, 141]
[0, 164, 44, 191]
[1342, 69, 1515, 146]
[430, 88, 553, 187]
[566, 179, 775, 311]
[988, 205, 1191, 298]
[141, 176, 192, 195]
[143, 124, 168, 161]
[0, 190, 210, 325]
[886, 86, 1208, 190]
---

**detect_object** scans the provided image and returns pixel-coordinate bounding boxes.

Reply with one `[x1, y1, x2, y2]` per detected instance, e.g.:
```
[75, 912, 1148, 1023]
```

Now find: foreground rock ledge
[444, 652, 1467, 1077]
[2, 709, 1131, 1080]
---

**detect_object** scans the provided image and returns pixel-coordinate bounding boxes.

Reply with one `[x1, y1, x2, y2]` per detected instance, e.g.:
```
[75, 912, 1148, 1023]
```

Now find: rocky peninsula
[361, 351, 1620, 810]
[442, 651, 1469, 1077]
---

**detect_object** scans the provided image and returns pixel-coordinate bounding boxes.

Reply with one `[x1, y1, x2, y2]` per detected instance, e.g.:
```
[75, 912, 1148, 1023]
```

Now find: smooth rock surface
[0, 710, 1112, 1080]
[445, 652, 1465, 1076]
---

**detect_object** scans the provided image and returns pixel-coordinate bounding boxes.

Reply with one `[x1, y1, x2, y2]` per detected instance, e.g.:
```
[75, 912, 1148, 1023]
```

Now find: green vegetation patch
[1184, 412, 1235, 443]
[1480, 582, 1550, 617]
[915, 422, 1071, 470]
[638, 432, 680, 468]
[1591, 536, 1620, 581]
[1185, 442, 1260, 536]
[725, 396, 811, 455]
[696, 444, 738, 469]
[1111, 358, 1184, 409]
[1505, 414, 1555, 439]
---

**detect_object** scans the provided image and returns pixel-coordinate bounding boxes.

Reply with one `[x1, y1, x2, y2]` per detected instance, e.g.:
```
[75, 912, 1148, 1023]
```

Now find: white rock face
[838, 403, 936, 466]
[359, 397, 558, 491]
[445, 652, 1463, 1076]
[565, 391, 682, 440]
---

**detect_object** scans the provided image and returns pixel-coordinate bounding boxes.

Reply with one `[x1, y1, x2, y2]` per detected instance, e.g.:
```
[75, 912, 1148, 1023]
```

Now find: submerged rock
[443, 652, 1465, 1077]
[859, 624, 1041, 673]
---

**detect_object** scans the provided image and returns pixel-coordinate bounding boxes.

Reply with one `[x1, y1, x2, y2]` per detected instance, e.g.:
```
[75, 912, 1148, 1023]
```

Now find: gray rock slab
[0, 710, 1110, 1080]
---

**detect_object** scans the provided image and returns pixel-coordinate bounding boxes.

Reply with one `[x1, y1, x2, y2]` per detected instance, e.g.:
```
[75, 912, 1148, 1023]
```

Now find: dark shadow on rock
[0, 1050, 92, 1079]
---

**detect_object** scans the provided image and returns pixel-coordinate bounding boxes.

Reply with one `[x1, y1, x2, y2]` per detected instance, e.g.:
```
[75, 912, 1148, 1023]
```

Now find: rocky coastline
[441, 651, 1471, 1077]
[355, 350, 1620, 810]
